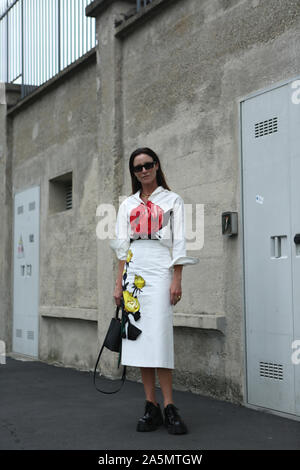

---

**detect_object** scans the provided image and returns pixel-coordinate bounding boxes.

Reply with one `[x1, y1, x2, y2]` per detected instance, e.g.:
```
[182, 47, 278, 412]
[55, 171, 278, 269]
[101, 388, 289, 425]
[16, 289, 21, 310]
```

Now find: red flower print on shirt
[130, 201, 164, 237]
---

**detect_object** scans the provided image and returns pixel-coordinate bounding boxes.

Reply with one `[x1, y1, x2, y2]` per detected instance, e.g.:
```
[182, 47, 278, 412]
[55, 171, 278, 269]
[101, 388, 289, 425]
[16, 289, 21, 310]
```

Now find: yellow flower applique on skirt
[121, 249, 145, 341]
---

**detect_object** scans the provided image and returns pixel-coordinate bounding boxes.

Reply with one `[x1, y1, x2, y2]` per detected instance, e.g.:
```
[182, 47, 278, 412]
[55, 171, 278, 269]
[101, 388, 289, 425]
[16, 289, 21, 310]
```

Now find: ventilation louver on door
[27, 330, 34, 340]
[259, 361, 283, 380]
[255, 117, 278, 138]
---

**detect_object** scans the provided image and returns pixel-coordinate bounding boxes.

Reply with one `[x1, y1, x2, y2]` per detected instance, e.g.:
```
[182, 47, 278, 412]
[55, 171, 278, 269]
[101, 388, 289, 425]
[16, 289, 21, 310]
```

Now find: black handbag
[93, 303, 127, 394]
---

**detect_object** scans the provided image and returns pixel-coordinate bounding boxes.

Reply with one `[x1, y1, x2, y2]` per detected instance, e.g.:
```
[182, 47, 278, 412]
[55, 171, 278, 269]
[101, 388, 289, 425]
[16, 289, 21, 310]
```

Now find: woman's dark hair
[129, 147, 171, 194]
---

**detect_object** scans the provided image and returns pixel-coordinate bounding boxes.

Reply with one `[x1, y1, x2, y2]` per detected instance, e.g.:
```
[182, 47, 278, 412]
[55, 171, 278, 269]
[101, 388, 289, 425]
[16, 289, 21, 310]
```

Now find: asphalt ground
[0, 356, 300, 450]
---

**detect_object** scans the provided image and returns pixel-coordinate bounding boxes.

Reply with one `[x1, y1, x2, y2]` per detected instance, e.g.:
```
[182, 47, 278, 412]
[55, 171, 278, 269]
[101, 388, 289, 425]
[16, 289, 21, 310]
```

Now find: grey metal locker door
[13, 186, 40, 358]
[242, 84, 295, 415]
[290, 81, 300, 416]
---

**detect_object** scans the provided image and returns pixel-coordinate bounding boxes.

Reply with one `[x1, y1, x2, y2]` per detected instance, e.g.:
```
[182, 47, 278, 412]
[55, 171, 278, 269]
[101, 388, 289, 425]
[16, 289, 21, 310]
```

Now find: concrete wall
[0, 84, 12, 354]
[0, 83, 21, 354]
[1, 0, 300, 405]
[3, 53, 99, 371]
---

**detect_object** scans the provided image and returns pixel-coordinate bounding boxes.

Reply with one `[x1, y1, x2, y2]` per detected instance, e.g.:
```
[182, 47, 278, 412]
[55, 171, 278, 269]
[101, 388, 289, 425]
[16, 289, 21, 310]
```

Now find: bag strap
[115, 304, 120, 319]
[93, 304, 127, 394]
[93, 343, 127, 394]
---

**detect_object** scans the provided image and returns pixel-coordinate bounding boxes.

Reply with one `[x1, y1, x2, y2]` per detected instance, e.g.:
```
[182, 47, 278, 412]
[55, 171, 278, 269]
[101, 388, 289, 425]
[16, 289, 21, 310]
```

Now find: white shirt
[110, 185, 199, 269]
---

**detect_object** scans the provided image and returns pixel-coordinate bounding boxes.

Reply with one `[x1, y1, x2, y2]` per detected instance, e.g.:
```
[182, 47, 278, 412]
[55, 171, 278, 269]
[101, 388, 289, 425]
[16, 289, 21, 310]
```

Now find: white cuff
[110, 238, 130, 261]
[168, 255, 199, 268]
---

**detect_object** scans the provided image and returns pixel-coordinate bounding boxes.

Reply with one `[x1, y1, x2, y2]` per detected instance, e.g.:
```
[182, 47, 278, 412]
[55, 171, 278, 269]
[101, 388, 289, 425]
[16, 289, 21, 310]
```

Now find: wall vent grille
[255, 117, 278, 138]
[260, 361, 283, 380]
[65, 183, 73, 210]
[49, 171, 73, 213]
[27, 330, 34, 340]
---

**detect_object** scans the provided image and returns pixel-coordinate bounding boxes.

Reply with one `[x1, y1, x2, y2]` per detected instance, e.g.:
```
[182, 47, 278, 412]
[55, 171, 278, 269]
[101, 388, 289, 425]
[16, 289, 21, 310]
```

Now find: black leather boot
[136, 400, 164, 432]
[164, 403, 188, 434]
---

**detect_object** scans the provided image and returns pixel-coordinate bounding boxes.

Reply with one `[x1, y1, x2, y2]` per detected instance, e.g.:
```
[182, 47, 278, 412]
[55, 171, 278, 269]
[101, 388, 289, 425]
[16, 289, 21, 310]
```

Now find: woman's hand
[114, 260, 126, 306]
[170, 277, 182, 305]
[114, 281, 123, 306]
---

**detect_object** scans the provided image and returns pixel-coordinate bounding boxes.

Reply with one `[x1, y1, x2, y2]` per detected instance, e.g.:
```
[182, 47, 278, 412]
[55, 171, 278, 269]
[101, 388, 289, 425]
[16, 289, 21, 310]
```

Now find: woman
[110, 147, 199, 434]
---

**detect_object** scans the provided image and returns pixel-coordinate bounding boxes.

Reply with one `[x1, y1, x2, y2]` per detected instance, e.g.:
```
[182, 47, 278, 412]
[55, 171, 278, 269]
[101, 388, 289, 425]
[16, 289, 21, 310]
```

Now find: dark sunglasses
[133, 161, 156, 173]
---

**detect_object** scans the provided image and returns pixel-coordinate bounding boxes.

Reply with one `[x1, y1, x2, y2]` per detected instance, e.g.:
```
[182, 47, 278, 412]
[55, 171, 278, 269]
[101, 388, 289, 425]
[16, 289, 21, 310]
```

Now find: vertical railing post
[21, 0, 24, 98]
[58, 0, 61, 74]
[6, 0, 8, 83]
[137, 0, 141, 13]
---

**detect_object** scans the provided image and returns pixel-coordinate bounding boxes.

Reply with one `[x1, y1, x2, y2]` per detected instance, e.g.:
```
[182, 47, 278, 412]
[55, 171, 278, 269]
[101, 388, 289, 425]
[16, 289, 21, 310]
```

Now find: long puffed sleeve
[110, 199, 130, 260]
[169, 196, 199, 268]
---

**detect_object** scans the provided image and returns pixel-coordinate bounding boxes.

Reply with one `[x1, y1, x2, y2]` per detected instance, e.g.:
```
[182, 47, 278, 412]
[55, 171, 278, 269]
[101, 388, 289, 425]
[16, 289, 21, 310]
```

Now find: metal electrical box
[222, 212, 238, 236]
[241, 79, 300, 418]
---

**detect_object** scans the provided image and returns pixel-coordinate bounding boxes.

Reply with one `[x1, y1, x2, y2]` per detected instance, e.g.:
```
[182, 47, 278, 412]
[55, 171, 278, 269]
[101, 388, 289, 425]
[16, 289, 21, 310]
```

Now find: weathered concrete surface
[0, 84, 13, 354]
[2, 56, 99, 371]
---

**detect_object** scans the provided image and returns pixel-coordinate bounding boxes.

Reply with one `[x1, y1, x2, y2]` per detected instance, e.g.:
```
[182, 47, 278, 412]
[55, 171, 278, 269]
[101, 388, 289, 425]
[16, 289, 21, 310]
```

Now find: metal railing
[136, 0, 153, 12]
[0, 0, 97, 100]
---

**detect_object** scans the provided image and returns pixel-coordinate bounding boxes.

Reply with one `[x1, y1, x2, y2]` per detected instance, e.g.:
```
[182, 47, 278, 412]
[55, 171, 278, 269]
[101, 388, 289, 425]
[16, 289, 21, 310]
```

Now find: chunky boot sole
[136, 404, 164, 432]
[163, 404, 188, 434]
[136, 417, 163, 432]
[164, 421, 188, 434]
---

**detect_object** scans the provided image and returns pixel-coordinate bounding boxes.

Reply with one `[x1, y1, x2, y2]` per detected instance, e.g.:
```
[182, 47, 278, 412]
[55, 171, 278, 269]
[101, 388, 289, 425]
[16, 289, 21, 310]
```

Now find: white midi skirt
[121, 239, 174, 369]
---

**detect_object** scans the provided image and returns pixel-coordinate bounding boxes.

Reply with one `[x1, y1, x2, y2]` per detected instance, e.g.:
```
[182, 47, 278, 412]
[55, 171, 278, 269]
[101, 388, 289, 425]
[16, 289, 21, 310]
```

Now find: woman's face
[133, 153, 159, 186]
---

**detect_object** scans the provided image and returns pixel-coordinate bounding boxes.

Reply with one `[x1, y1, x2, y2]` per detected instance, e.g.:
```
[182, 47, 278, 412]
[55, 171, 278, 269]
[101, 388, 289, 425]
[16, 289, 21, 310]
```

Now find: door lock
[294, 234, 300, 244]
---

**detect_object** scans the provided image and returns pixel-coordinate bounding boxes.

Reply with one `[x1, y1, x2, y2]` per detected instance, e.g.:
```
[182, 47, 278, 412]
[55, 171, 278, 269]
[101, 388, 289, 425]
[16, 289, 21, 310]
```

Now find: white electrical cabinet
[13, 186, 40, 358]
[241, 80, 300, 417]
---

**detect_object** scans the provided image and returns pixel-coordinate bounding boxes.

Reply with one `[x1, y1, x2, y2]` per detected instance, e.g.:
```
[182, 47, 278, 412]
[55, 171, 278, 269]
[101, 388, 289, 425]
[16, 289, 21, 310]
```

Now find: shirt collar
[133, 185, 165, 203]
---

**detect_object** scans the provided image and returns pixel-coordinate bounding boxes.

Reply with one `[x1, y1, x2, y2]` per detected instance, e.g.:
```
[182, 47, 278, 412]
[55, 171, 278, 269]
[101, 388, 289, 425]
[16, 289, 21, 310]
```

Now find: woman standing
[110, 147, 199, 434]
